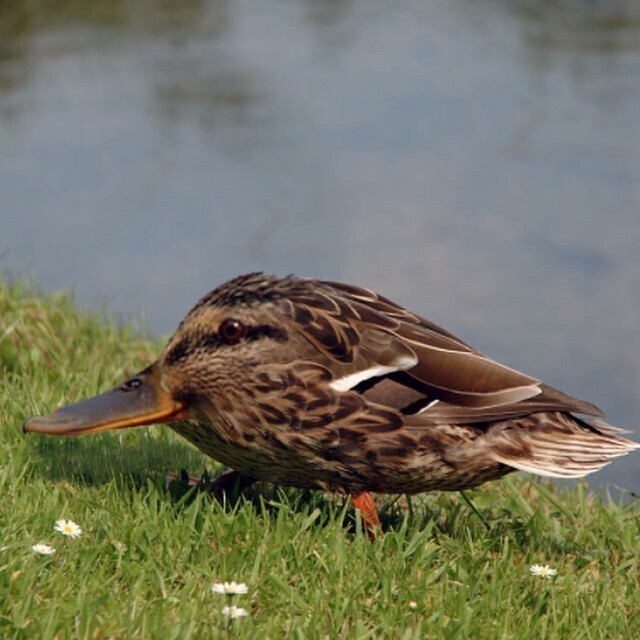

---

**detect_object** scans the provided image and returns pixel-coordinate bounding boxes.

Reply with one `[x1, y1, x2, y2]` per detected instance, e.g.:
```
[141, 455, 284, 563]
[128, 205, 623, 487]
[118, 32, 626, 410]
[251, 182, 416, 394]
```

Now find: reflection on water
[508, 0, 640, 52]
[1, 0, 639, 488]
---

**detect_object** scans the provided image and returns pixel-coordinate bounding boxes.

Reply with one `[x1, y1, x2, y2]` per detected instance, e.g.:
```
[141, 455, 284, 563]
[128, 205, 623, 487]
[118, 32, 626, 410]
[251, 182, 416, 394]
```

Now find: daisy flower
[212, 581, 249, 595]
[221, 605, 249, 619]
[529, 564, 557, 579]
[31, 543, 56, 556]
[54, 519, 82, 539]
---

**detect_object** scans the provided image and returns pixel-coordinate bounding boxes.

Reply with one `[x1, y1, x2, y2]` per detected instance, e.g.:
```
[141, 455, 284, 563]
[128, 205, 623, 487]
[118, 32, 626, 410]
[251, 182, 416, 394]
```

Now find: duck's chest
[168, 417, 346, 490]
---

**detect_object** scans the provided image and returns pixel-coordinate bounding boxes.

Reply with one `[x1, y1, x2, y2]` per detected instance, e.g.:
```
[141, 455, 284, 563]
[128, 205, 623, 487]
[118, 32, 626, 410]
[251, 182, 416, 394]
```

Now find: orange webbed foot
[352, 491, 381, 541]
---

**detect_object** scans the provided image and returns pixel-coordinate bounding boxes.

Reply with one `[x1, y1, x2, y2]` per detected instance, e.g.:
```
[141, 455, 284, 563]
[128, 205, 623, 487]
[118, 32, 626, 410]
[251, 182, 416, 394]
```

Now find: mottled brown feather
[151, 274, 639, 495]
[26, 273, 636, 501]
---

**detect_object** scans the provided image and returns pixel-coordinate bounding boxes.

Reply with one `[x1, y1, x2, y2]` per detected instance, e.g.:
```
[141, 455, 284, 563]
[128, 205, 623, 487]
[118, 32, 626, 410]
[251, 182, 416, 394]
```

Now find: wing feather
[290, 279, 604, 423]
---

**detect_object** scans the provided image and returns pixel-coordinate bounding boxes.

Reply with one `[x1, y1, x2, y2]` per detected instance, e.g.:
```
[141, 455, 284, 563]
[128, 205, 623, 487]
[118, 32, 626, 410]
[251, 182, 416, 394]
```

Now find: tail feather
[489, 413, 640, 480]
[580, 416, 634, 436]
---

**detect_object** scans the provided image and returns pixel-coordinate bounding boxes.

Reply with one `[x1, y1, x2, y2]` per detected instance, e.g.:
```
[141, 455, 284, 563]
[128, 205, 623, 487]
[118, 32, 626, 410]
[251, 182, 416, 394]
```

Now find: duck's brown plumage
[24, 273, 639, 528]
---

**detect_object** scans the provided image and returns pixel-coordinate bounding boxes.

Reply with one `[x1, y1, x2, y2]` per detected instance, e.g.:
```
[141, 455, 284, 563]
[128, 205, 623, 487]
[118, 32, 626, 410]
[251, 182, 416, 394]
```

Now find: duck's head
[23, 274, 294, 436]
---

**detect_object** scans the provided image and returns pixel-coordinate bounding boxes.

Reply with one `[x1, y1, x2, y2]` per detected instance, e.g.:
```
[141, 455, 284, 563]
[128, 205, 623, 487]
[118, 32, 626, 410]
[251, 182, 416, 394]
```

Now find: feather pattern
[155, 273, 638, 494]
[24, 273, 639, 504]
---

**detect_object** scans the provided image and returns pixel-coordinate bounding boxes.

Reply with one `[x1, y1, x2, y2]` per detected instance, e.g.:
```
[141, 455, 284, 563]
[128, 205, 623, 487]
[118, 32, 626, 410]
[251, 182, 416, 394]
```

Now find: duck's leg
[352, 491, 381, 541]
[209, 469, 257, 497]
[165, 471, 201, 488]
[165, 469, 257, 496]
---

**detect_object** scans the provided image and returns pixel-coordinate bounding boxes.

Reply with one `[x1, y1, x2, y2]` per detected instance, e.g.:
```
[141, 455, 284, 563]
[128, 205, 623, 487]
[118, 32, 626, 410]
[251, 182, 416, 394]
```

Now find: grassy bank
[1, 279, 639, 639]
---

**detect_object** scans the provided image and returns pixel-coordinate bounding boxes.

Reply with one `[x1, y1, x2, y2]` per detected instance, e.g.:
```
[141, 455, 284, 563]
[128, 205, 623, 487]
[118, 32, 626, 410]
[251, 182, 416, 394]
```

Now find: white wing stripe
[329, 355, 416, 392]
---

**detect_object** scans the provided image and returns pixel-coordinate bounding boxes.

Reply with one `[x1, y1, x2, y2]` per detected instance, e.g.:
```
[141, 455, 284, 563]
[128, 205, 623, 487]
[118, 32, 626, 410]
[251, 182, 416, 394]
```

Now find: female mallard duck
[24, 273, 638, 536]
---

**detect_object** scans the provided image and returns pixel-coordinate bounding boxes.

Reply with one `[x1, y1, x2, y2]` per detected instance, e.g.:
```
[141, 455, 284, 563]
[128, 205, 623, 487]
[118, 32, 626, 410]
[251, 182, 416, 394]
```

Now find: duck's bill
[23, 366, 190, 436]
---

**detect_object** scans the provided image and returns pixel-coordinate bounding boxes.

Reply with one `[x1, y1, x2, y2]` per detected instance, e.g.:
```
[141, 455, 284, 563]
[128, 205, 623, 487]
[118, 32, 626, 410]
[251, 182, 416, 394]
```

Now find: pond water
[2, 0, 639, 489]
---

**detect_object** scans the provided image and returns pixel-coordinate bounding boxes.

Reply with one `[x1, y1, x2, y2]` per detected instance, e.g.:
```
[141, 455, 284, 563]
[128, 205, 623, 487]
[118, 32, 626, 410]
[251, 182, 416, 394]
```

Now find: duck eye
[219, 318, 245, 345]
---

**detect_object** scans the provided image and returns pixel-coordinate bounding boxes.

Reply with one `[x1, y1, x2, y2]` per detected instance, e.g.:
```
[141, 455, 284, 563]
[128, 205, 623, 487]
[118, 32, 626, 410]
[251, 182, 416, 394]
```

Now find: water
[2, 0, 639, 489]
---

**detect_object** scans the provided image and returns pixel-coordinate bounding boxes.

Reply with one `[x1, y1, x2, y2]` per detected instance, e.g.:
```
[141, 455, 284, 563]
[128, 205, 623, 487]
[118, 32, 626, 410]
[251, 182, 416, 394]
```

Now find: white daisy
[212, 581, 249, 595]
[221, 605, 249, 619]
[54, 519, 82, 538]
[31, 543, 56, 556]
[529, 564, 558, 579]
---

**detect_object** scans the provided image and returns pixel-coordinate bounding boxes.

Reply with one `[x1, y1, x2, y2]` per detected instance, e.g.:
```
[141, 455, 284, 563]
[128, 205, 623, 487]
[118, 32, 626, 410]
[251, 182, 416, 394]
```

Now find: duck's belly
[169, 419, 513, 494]
[170, 419, 335, 490]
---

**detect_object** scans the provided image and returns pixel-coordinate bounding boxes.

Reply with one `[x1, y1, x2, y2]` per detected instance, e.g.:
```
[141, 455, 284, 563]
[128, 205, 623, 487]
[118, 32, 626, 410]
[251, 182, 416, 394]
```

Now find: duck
[24, 273, 639, 538]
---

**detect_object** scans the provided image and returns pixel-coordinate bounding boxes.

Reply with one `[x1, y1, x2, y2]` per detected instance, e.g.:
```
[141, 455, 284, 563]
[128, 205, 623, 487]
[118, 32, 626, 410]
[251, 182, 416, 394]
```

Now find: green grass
[1, 278, 640, 639]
